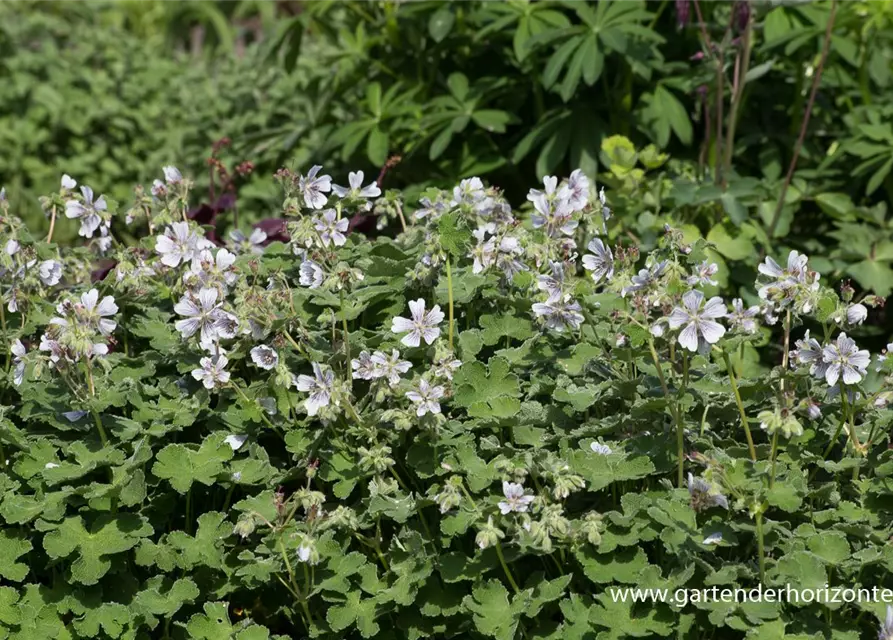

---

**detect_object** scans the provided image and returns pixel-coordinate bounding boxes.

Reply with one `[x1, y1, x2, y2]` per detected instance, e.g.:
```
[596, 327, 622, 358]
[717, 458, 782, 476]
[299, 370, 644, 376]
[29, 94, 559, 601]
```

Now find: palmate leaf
[453, 356, 521, 419]
[326, 590, 380, 638]
[43, 514, 153, 585]
[152, 435, 234, 494]
[183, 601, 273, 639]
[0, 530, 32, 582]
[462, 579, 527, 640]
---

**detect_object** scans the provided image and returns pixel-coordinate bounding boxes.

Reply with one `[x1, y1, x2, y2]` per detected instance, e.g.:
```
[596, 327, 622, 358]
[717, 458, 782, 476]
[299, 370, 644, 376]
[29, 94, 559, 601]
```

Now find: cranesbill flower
[64, 185, 106, 238]
[498, 481, 535, 514]
[406, 379, 444, 416]
[52, 289, 118, 336]
[371, 349, 412, 386]
[495, 237, 528, 282]
[299, 260, 324, 289]
[822, 332, 870, 386]
[224, 434, 247, 451]
[314, 209, 348, 247]
[351, 351, 377, 380]
[687, 261, 719, 287]
[621, 260, 668, 297]
[727, 298, 760, 334]
[332, 171, 381, 200]
[590, 442, 612, 455]
[185, 248, 238, 292]
[174, 288, 222, 343]
[391, 299, 444, 347]
[155, 222, 212, 268]
[687, 473, 729, 511]
[295, 363, 334, 416]
[532, 296, 584, 333]
[163, 166, 182, 184]
[792, 330, 827, 379]
[38, 260, 62, 286]
[298, 165, 332, 210]
[61, 175, 76, 191]
[11, 339, 25, 386]
[880, 605, 893, 640]
[846, 303, 868, 326]
[582, 238, 614, 283]
[433, 353, 462, 381]
[453, 177, 486, 206]
[192, 355, 230, 389]
[250, 345, 279, 370]
[667, 290, 726, 352]
[565, 169, 590, 211]
[537, 261, 568, 302]
[229, 228, 267, 255]
[5, 239, 18, 256]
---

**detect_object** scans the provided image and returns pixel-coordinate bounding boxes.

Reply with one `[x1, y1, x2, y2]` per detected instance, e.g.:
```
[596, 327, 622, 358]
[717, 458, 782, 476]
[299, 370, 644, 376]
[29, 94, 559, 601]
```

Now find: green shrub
[1, 162, 893, 638]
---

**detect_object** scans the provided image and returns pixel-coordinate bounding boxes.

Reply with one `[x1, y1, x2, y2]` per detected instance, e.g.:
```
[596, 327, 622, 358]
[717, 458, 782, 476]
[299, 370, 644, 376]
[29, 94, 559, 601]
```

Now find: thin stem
[231, 383, 280, 434]
[494, 541, 521, 594]
[339, 288, 351, 385]
[445, 257, 455, 351]
[46, 204, 57, 243]
[769, 433, 778, 489]
[767, 0, 838, 237]
[755, 510, 766, 582]
[278, 537, 313, 625]
[395, 202, 407, 234]
[647, 338, 685, 487]
[185, 488, 192, 535]
[722, 349, 757, 461]
[723, 8, 753, 178]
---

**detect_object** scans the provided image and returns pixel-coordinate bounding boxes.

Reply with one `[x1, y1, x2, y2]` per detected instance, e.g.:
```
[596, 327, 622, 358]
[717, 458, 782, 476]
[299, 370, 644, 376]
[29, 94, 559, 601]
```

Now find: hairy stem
[648, 338, 685, 487]
[722, 349, 757, 461]
[494, 541, 521, 594]
[445, 257, 455, 351]
[755, 510, 766, 582]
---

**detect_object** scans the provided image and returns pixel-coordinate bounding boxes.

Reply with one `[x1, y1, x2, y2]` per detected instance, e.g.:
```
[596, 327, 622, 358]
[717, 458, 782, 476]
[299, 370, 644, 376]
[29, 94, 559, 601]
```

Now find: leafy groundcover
[1, 166, 893, 640]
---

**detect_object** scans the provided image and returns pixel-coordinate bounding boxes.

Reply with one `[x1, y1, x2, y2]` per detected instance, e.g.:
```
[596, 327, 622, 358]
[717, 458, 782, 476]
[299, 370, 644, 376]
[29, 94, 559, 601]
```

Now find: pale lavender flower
[757, 250, 811, 299]
[11, 339, 25, 386]
[298, 165, 332, 210]
[229, 228, 267, 255]
[846, 303, 868, 326]
[406, 378, 444, 416]
[64, 185, 106, 238]
[564, 169, 590, 211]
[38, 260, 62, 286]
[433, 354, 462, 381]
[667, 290, 726, 352]
[582, 238, 614, 283]
[621, 260, 668, 297]
[453, 177, 486, 206]
[295, 363, 334, 416]
[332, 171, 381, 199]
[590, 442, 612, 455]
[687, 473, 729, 510]
[532, 296, 584, 333]
[51, 289, 117, 336]
[174, 288, 222, 342]
[469, 227, 497, 274]
[792, 330, 827, 379]
[879, 605, 893, 640]
[498, 481, 535, 514]
[185, 248, 238, 292]
[371, 349, 412, 386]
[537, 261, 568, 302]
[806, 400, 822, 421]
[687, 261, 719, 287]
[250, 345, 279, 370]
[351, 351, 377, 380]
[163, 166, 183, 184]
[727, 298, 760, 334]
[224, 434, 247, 451]
[192, 355, 230, 389]
[822, 333, 870, 386]
[495, 237, 528, 282]
[61, 175, 76, 191]
[5, 239, 19, 256]
[314, 209, 349, 247]
[703, 532, 723, 545]
[391, 299, 444, 347]
[299, 260, 324, 289]
[155, 222, 212, 268]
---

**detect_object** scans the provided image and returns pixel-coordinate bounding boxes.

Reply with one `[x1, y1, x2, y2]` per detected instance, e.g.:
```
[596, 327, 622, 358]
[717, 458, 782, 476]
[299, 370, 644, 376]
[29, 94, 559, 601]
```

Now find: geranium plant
[1, 164, 892, 639]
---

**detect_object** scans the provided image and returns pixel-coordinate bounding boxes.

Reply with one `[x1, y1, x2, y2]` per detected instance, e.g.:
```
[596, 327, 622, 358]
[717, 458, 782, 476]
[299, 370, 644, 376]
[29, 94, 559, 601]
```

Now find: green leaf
[453, 357, 521, 418]
[326, 590, 380, 638]
[428, 7, 455, 43]
[152, 435, 234, 494]
[462, 580, 524, 640]
[0, 529, 32, 582]
[367, 126, 389, 167]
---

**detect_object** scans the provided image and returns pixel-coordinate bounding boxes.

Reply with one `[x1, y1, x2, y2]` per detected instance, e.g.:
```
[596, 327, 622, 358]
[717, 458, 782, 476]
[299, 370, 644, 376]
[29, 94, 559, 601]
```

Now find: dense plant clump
[2, 161, 893, 639]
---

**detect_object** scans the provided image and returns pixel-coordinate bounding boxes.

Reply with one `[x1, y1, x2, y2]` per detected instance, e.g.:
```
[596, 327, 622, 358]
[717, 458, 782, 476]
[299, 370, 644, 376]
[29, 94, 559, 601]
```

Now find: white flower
[299, 165, 332, 210]
[224, 434, 247, 451]
[590, 442, 612, 455]
[192, 355, 230, 389]
[351, 351, 378, 381]
[294, 363, 334, 416]
[667, 290, 726, 352]
[64, 185, 106, 238]
[299, 260, 324, 289]
[61, 175, 76, 191]
[846, 303, 868, 326]
[532, 296, 584, 333]
[155, 222, 212, 268]
[687, 261, 719, 287]
[5, 239, 19, 256]
[391, 299, 444, 347]
[757, 250, 811, 299]
[703, 532, 723, 545]
[162, 166, 183, 184]
[229, 227, 267, 255]
[453, 177, 486, 205]
[332, 171, 381, 199]
[62, 410, 88, 422]
[405, 379, 444, 416]
[498, 481, 534, 514]
[11, 339, 25, 386]
[371, 349, 412, 386]
[184, 248, 238, 292]
[728, 298, 760, 334]
[250, 345, 279, 370]
[38, 260, 62, 286]
[621, 260, 668, 297]
[793, 330, 827, 379]
[537, 261, 568, 302]
[174, 288, 223, 343]
[687, 473, 729, 510]
[582, 238, 614, 283]
[565, 169, 590, 211]
[880, 605, 893, 640]
[433, 354, 462, 381]
[314, 209, 349, 247]
[822, 333, 870, 386]
[54, 289, 117, 336]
